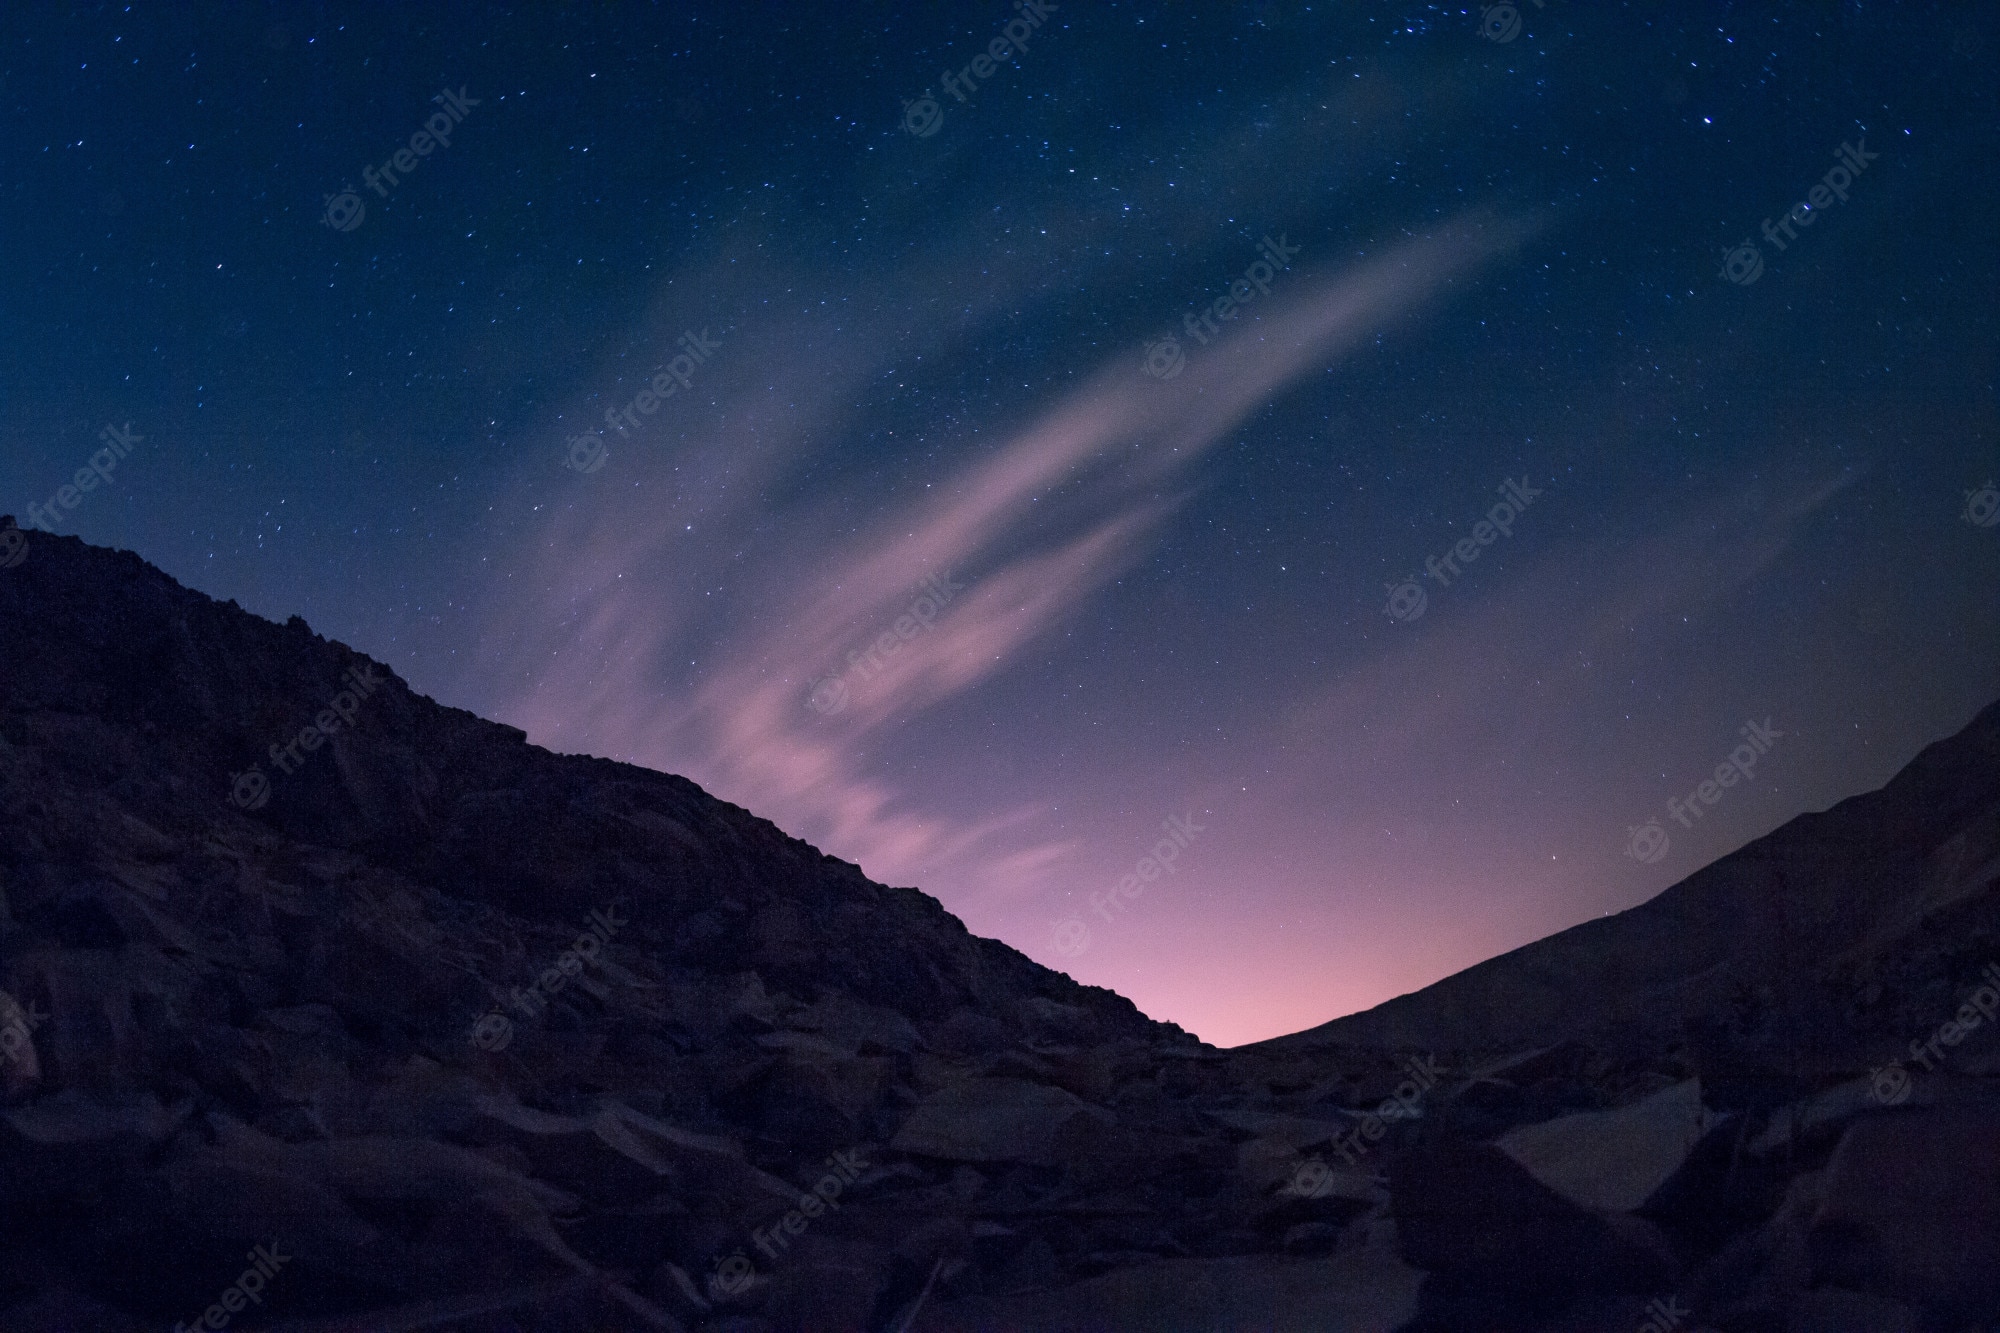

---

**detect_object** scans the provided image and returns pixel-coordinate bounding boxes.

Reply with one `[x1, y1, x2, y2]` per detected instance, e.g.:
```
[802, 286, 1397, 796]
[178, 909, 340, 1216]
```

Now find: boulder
[1494, 1078, 1715, 1212]
[892, 1077, 1114, 1165]
[1391, 1141, 1677, 1297]
[470, 1091, 799, 1225]
[1785, 1287, 1919, 1332]
[1808, 1104, 2000, 1315]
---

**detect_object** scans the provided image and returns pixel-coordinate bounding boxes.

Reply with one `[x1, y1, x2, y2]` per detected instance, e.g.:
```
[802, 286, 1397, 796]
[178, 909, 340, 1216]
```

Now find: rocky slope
[2, 518, 1998, 1332]
[1261, 703, 2000, 1068]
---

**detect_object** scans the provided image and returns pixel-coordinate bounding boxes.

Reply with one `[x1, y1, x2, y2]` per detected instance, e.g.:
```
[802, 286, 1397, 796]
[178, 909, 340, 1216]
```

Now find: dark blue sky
[4, 1, 1996, 1044]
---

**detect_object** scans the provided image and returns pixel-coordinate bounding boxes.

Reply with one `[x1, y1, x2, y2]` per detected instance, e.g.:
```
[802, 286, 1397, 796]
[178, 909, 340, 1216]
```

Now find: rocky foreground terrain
[1, 518, 1997, 1332]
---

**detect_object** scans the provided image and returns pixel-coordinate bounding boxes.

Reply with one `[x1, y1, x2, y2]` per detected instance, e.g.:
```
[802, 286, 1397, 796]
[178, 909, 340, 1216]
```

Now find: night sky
[4, 2, 1997, 1047]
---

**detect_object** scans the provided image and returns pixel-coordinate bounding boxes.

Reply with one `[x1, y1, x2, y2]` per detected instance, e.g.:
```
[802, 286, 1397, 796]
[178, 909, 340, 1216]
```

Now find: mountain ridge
[4, 516, 1998, 1330]
[1256, 695, 2000, 1062]
[0, 517, 1179, 1052]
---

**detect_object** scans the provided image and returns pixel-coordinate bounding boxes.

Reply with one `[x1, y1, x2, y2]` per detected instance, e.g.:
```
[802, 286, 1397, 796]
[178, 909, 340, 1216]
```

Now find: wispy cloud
[472, 215, 1523, 911]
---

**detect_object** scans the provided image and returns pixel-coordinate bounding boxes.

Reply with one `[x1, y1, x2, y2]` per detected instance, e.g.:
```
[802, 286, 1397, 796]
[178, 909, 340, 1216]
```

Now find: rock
[470, 1091, 799, 1225]
[2, 1088, 188, 1147]
[1680, 1166, 1822, 1325]
[1808, 1104, 2000, 1315]
[1785, 1287, 1918, 1332]
[911, 1244, 1423, 1332]
[158, 1140, 380, 1258]
[1391, 1141, 1677, 1297]
[1016, 996, 1106, 1046]
[891, 1077, 1115, 1165]
[1749, 1074, 1914, 1156]
[933, 1010, 1011, 1057]
[744, 1033, 894, 1142]
[747, 1234, 886, 1331]
[0, 1089, 192, 1204]
[0, 989, 41, 1092]
[785, 993, 923, 1055]
[1278, 1221, 1338, 1254]
[1494, 1078, 1716, 1212]
[1237, 1136, 1381, 1201]
[5, 513, 2000, 1327]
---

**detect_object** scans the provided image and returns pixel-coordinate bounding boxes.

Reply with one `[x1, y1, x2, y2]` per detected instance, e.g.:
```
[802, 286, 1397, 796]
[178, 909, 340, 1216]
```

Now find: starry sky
[4, 2, 1997, 1047]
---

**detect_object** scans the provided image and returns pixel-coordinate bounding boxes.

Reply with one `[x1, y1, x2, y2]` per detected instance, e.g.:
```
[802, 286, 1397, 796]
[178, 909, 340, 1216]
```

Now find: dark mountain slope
[3, 517, 1997, 1332]
[1255, 700, 2000, 1069]
[0, 521, 1169, 1052]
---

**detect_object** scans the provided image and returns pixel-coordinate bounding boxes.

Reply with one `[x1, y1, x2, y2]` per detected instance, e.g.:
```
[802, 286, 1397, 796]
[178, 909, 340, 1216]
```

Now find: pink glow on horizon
[471, 217, 1533, 1045]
